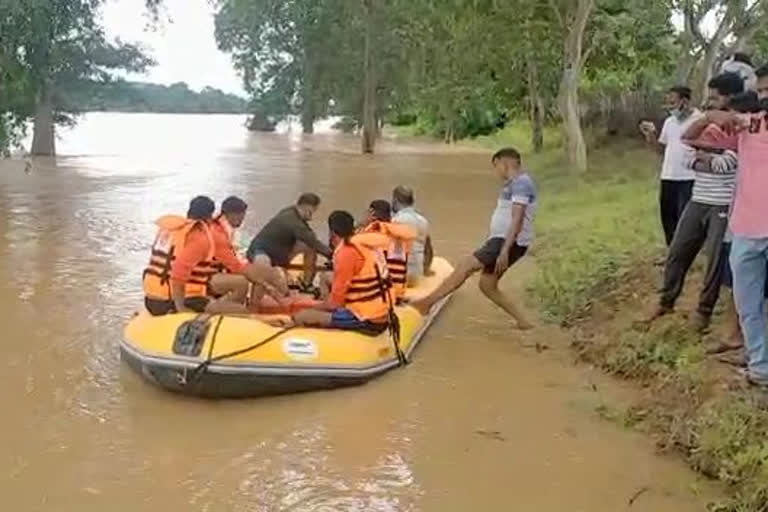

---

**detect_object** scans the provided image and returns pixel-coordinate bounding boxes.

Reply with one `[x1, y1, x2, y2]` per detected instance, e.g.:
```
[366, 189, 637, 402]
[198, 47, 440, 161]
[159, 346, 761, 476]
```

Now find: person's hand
[705, 110, 748, 133]
[494, 250, 510, 276]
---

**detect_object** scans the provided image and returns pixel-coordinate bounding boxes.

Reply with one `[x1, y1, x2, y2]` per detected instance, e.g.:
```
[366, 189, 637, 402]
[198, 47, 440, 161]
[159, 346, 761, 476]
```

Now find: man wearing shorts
[411, 148, 537, 329]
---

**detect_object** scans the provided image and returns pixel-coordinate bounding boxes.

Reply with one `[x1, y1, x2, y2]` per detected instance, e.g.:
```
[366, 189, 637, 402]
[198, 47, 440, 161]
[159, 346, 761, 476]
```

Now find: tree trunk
[361, 0, 376, 154]
[559, 69, 587, 173]
[557, 0, 593, 173]
[526, 53, 544, 153]
[301, 58, 315, 134]
[31, 90, 55, 156]
[301, 99, 315, 134]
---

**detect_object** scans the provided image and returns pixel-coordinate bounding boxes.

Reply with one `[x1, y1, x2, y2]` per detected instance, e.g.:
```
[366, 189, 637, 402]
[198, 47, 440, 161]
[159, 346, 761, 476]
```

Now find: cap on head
[392, 185, 415, 207]
[187, 195, 215, 220]
[369, 199, 392, 222]
[491, 147, 521, 163]
[328, 210, 355, 238]
[297, 193, 321, 207]
[221, 196, 248, 215]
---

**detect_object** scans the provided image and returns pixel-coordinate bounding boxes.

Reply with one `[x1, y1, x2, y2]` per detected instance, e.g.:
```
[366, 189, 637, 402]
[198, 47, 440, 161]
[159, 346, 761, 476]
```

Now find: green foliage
[527, 144, 660, 321]
[62, 80, 248, 114]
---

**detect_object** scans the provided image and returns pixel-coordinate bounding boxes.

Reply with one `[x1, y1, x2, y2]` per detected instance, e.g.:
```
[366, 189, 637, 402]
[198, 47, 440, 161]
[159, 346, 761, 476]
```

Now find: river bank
[498, 135, 768, 511]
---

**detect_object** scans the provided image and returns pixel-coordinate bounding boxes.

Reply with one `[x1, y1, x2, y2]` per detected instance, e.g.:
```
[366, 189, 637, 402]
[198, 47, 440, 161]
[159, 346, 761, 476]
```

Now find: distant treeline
[65, 80, 248, 114]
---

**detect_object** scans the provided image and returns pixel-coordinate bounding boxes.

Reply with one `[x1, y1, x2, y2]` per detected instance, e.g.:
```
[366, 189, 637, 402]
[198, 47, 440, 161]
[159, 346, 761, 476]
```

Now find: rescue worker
[359, 200, 417, 301]
[286, 210, 394, 334]
[143, 196, 276, 316]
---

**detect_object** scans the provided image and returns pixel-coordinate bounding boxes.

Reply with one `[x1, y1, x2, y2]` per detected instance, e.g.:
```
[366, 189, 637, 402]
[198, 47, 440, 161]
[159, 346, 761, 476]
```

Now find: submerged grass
[521, 141, 768, 511]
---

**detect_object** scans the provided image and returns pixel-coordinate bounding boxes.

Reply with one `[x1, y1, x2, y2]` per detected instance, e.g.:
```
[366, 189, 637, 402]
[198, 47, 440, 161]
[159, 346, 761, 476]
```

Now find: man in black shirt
[247, 193, 333, 289]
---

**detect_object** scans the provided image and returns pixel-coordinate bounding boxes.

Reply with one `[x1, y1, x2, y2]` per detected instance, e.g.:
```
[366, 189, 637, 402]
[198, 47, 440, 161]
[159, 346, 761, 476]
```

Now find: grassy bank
[503, 137, 768, 510]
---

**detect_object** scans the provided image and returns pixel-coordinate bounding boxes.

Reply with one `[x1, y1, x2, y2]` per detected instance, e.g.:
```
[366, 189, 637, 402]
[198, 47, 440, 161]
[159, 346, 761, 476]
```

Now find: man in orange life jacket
[143, 196, 277, 315]
[287, 210, 393, 334]
[359, 200, 417, 302]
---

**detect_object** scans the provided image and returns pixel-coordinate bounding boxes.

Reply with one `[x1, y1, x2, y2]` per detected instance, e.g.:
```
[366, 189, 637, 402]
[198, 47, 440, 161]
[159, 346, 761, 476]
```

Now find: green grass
[515, 136, 768, 511]
[525, 142, 661, 322]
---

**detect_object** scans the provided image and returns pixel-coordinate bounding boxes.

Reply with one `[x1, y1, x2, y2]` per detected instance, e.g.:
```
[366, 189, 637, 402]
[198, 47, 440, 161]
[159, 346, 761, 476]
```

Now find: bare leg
[478, 272, 534, 329]
[318, 272, 333, 299]
[206, 273, 250, 314]
[248, 255, 289, 296]
[293, 308, 333, 327]
[302, 246, 318, 285]
[411, 255, 483, 315]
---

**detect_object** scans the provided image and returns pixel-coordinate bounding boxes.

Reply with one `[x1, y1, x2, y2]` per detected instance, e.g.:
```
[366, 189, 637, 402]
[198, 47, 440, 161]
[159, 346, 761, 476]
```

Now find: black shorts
[473, 238, 528, 275]
[145, 297, 210, 316]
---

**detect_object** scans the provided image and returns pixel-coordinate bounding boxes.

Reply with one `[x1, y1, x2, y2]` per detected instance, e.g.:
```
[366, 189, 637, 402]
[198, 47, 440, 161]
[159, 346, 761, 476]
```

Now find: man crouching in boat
[358, 199, 417, 303]
[143, 196, 279, 315]
[279, 210, 393, 334]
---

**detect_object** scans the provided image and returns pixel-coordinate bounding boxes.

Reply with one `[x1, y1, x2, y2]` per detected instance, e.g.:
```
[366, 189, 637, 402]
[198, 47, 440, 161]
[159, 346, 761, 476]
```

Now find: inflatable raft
[121, 258, 454, 398]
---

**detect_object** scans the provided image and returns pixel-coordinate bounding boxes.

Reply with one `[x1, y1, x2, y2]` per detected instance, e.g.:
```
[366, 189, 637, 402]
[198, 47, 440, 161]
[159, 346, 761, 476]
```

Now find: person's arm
[292, 219, 333, 258]
[639, 120, 665, 155]
[169, 230, 209, 313]
[681, 116, 711, 142]
[423, 235, 434, 275]
[691, 151, 738, 175]
[495, 203, 526, 276]
[319, 247, 358, 311]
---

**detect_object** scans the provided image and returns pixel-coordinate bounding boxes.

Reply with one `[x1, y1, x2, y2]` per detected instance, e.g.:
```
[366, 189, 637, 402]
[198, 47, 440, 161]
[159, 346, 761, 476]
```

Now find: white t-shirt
[392, 207, 429, 279]
[658, 110, 702, 181]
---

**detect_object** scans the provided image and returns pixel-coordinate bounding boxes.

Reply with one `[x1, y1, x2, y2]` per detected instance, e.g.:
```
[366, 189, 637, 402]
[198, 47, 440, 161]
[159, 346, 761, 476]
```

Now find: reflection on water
[0, 113, 713, 510]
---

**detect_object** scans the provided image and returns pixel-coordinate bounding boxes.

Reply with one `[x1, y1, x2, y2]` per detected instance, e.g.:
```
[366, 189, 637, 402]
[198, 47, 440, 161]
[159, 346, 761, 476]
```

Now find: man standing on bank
[640, 86, 704, 246]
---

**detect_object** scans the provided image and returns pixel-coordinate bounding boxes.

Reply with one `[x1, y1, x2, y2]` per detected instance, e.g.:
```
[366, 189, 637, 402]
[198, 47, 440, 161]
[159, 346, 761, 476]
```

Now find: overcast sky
[101, 0, 244, 95]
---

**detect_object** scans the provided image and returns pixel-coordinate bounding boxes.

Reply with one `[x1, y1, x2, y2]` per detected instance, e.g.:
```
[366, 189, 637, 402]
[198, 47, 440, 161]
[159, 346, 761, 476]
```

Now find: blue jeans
[730, 236, 768, 379]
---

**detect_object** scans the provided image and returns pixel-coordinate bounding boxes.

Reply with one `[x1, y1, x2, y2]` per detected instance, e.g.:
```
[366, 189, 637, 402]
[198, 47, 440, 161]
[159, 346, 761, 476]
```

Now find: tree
[550, 0, 595, 173]
[670, 0, 768, 100]
[3, 0, 152, 156]
[361, 0, 377, 153]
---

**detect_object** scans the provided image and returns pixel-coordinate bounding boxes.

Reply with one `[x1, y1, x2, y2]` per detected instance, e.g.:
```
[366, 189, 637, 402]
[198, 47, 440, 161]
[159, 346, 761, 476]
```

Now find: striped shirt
[685, 150, 738, 206]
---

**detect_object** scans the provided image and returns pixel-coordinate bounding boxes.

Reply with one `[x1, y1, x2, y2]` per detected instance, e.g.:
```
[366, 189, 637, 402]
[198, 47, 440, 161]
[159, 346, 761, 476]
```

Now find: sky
[101, 0, 245, 96]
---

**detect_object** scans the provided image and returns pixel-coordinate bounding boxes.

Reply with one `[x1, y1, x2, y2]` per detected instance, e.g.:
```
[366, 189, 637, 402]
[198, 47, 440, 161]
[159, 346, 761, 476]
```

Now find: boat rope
[377, 265, 408, 367]
[188, 318, 294, 385]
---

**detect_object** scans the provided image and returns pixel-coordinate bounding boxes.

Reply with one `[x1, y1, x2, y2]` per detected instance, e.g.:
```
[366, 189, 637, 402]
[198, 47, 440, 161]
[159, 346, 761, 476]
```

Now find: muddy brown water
[1, 113, 715, 510]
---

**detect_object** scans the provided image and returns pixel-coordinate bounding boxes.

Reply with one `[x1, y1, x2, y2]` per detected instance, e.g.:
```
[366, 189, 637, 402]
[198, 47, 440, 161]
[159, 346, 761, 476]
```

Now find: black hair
[392, 185, 415, 207]
[708, 72, 744, 96]
[328, 210, 355, 240]
[491, 147, 521, 163]
[297, 193, 321, 207]
[669, 86, 692, 101]
[369, 199, 392, 222]
[733, 52, 753, 66]
[187, 196, 215, 221]
[221, 195, 247, 214]
[756, 63, 768, 79]
[729, 91, 760, 113]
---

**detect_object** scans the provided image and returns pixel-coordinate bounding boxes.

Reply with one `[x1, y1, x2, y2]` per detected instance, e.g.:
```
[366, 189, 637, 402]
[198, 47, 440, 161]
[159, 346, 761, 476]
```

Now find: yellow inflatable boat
[121, 258, 454, 398]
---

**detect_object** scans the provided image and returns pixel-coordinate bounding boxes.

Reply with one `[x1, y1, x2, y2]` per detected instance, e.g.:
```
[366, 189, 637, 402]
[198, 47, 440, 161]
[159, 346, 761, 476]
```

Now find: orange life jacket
[142, 215, 216, 301]
[342, 232, 394, 321]
[361, 221, 417, 299]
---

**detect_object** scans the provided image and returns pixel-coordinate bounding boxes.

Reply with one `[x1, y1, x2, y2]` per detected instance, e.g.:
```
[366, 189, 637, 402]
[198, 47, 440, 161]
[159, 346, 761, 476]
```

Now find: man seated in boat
[358, 199, 417, 302]
[391, 186, 434, 286]
[143, 196, 279, 315]
[281, 210, 394, 334]
[246, 193, 333, 295]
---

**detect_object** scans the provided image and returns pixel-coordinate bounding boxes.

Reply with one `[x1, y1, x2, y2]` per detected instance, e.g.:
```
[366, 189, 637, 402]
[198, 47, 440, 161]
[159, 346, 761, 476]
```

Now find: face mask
[669, 108, 682, 118]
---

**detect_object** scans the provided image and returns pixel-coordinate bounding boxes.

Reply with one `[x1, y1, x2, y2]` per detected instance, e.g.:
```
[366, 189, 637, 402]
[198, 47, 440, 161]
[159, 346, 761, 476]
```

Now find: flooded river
[1, 113, 714, 510]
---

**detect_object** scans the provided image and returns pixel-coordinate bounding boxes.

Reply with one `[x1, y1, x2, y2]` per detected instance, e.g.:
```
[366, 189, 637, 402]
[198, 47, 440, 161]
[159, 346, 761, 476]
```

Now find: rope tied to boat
[185, 316, 294, 385]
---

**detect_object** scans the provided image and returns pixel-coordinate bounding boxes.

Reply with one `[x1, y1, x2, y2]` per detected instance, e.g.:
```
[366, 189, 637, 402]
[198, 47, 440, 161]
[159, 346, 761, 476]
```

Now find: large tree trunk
[301, 59, 315, 134]
[557, 0, 593, 173]
[526, 54, 544, 153]
[361, 0, 376, 154]
[31, 90, 55, 156]
[559, 69, 587, 173]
